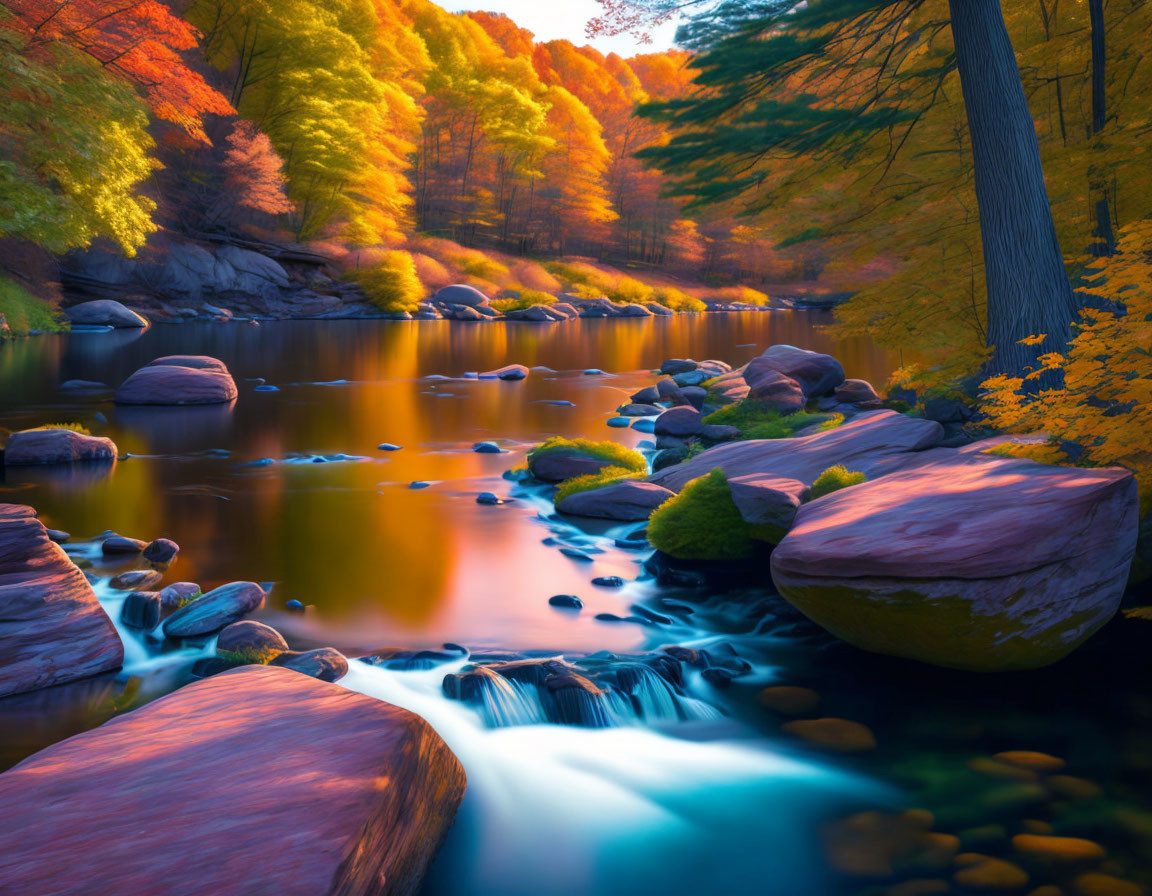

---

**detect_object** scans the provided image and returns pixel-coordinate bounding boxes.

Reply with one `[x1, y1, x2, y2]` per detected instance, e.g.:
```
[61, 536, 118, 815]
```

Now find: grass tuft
[810, 465, 867, 499]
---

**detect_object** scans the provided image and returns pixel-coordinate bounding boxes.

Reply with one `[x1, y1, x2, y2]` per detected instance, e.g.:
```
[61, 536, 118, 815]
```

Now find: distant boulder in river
[115, 356, 238, 406]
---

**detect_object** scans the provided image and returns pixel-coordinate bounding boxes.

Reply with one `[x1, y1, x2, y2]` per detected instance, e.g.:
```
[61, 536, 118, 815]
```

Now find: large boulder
[747, 345, 845, 398]
[650, 410, 944, 492]
[556, 481, 675, 521]
[434, 284, 489, 307]
[64, 300, 148, 329]
[654, 406, 703, 438]
[162, 582, 266, 638]
[116, 356, 238, 405]
[0, 665, 466, 895]
[0, 504, 123, 698]
[770, 454, 1139, 671]
[4, 429, 117, 466]
[745, 369, 805, 413]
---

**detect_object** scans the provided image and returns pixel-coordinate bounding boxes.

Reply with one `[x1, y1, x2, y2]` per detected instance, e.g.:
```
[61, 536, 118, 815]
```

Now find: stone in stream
[270, 647, 349, 682]
[606, 417, 631, 428]
[59, 379, 109, 393]
[556, 481, 675, 522]
[473, 441, 503, 454]
[0, 665, 466, 896]
[115, 356, 238, 406]
[109, 569, 164, 591]
[377, 443, 403, 451]
[101, 534, 147, 555]
[549, 594, 584, 610]
[770, 453, 1139, 671]
[592, 576, 625, 588]
[747, 345, 845, 399]
[3, 429, 117, 466]
[481, 364, 529, 381]
[216, 620, 289, 657]
[654, 406, 703, 438]
[162, 581, 266, 638]
[655, 377, 687, 405]
[0, 504, 123, 698]
[121, 592, 161, 630]
[142, 537, 179, 564]
[649, 410, 944, 492]
[476, 492, 504, 506]
[660, 359, 698, 375]
[618, 403, 662, 417]
[159, 582, 201, 610]
[727, 475, 808, 539]
[63, 299, 148, 329]
[630, 386, 661, 404]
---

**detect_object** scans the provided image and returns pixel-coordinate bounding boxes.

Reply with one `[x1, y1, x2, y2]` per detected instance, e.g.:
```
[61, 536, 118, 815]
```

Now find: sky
[440, 1, 681, 56]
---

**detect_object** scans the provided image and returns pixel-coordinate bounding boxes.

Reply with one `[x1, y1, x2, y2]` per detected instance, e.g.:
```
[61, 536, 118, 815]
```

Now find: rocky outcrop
[3, 429, 117, 466]
[556, 481, 675, 521]
[64, 300, 148, 329]
[744, 369, 805, 413]
[115, 356, 238, 406]
[650, 410, 944, 492]
[162, 581, 266, 637]
[0, 504, 123, 698]
[0, 665, 466, 895]
[770, 453, 1139, 671]
[746, 345, 845, 398]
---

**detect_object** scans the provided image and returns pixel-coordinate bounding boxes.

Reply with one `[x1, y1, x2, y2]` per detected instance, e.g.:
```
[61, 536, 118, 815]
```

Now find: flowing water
[2, 313, 1151, 894]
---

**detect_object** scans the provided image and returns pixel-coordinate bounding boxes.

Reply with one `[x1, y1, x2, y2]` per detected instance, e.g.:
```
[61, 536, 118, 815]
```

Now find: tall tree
[595, 0, 1080, 378]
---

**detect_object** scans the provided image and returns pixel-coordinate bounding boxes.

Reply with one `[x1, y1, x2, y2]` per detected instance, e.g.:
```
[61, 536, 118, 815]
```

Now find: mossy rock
[647, 468, 778, 560]
[527, 437, 647, 483]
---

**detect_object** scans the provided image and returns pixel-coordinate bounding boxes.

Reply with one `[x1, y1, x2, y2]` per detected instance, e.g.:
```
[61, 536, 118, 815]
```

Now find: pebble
[409, 481, 431, 489]
[285, 599, 305, 613]
[473, 442, 503, 454]
[591, 576, 625, 588]
[759, 686, 821, 715]
[560, 547, 594, 562]
[254, 385, 279, 392]
[606, 417, 631, 428]
[549, 594, 583, 610]
[583, 368, 606, 376]
[377, 443, 403, 451]
[1011, 834, 1106, 864]
[476, 493, 503, 505]
[952, 854, 1029, 890]
[782, 718, 877, 753]
[631, 419, 656, 433]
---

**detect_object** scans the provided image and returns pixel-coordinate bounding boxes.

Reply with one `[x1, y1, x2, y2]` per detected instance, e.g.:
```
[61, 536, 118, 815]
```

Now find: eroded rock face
[3, 429, 117, 466]
[770, 454, 1139, 671]
[0, 665, 467, 896]
[64, 300, 148, 329]
[0, 505, 123, 698]
[650, 411, 944, 492]
[116, 356, 238, 406]
[556, 481, 675, 521]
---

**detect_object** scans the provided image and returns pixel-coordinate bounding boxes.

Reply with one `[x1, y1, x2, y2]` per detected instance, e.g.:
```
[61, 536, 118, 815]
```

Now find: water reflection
[0, 314, 900, 652]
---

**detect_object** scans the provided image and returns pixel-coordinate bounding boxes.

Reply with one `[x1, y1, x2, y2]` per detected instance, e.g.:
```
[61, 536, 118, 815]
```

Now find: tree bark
[1089, 0, 1116, 256]
[948, 0, 1079, 378]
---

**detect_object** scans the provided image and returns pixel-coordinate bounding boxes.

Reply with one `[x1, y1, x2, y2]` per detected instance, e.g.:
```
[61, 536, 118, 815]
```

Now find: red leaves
[1, 0, 232, 141]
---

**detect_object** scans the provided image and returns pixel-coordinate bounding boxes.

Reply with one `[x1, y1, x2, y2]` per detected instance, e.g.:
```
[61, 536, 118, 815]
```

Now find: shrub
[347, 251, 424, 313]
[491, 289, 557, 313]
[648, 468, 775, 559]
[555, 466, 647, 503]
[0, 277, 65, 335]
[410, 252, 452, 291]
[511, 261, 562, 293]
[25, 422, 91, 435]
[651, 286, 707, 313]
[452, 250, 510, 283]
[704, 400, 843, 440]
[705, 286, 772, 307]
[544, 260, 609, 289]
[810, 465, 867, 499]
[528, 437, 647, 475]
[606, 275, 653, 305]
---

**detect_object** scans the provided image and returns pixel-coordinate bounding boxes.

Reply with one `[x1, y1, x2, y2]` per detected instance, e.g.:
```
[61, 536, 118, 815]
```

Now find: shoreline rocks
[0, 504, 123, 698]
[0, 665, 466, 895]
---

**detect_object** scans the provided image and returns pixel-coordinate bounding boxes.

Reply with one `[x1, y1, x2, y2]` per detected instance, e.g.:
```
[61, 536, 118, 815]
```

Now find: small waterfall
[614, 663, 719, 724]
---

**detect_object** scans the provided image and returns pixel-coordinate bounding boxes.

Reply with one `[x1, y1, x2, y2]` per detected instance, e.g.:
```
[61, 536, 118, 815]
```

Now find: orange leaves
[1, 0, 232, 142]
[1017, 334, 1048, 346]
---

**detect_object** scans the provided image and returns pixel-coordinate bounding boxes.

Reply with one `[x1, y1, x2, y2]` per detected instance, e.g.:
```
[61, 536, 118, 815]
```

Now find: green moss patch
[703, 399, 843, 440]
[648, 468, 777, 560]
[0, 277, 66, 335]
[528, 437, 647, 475]
[555, 466, 647, 503]
[810, 465, 867, 499]
[491, 289, 557, 312]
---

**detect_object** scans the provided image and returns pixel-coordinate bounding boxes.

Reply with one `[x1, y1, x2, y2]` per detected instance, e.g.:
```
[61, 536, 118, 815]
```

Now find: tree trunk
[948, 0, 1079, 378]
[1089, 0, 1116, 256]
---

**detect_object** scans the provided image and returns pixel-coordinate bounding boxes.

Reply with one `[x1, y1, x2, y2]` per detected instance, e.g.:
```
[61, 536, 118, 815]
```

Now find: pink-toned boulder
[3, 429, 116, 466]
[556, 480, 675, 521]
[834, 379, 880, 404]
[744, 368, 805, 414]
[116, 356, 237, 405]
[650, 410, 944, 492]
[727, 475, 807, 539]
[0, 665, 466, 895]
[770, 454, 1139, 671]
[0, 504, 123, 698]
[707, 369, 751, 404]
[747, 345, 845, 398]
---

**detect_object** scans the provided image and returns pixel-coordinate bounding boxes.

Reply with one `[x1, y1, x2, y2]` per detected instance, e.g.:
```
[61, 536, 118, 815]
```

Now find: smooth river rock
[116, 356, 238, 406]
[64, 299, 148, 329]
[744, 368, 805, 413]
[0, 665, 467, 895]
[0, 504, 123, 698]
[770, 453, 1139, 671]
[3, 429, 117, 466]
[650, 410, 944, 492]
[434, 284, 489, 307]
[162, 581, 266, 638]
[556, 481, 675, 521]
[747, 345, 845, 398]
